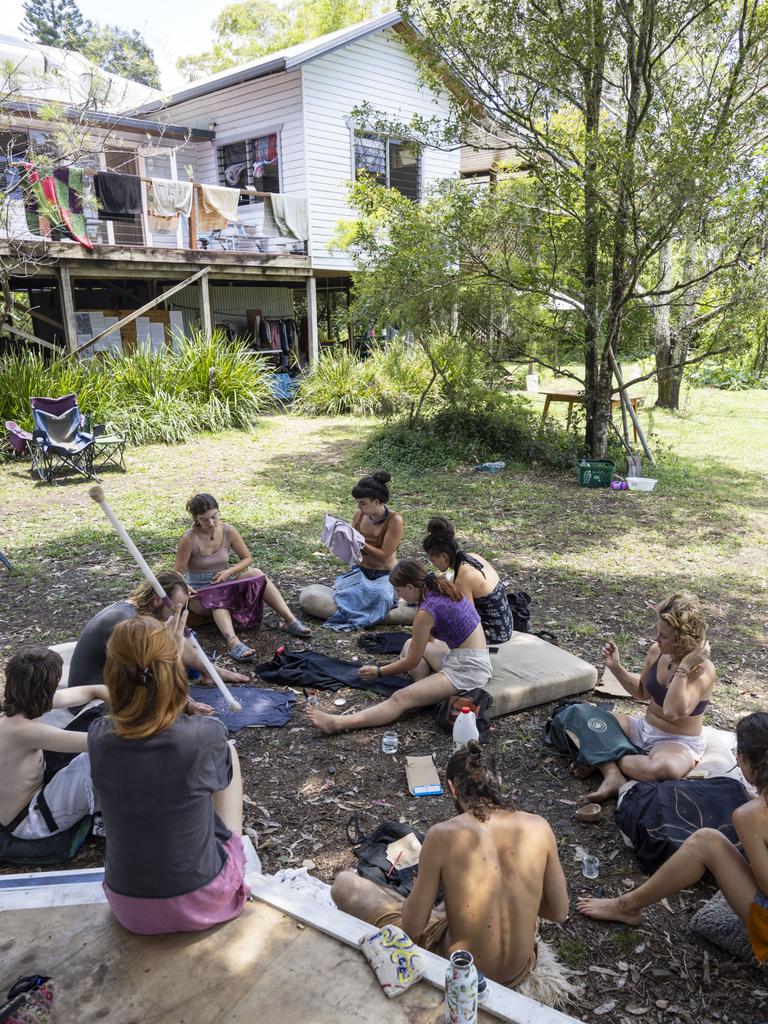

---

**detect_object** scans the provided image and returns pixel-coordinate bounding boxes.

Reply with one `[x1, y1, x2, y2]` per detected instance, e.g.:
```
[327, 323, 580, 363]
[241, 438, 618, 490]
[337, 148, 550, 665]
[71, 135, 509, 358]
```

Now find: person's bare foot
[587, 763, 627, 802]
[306, 705, 343, 735]
[570, 762, 597, 779]
[576, 895, 642, 925]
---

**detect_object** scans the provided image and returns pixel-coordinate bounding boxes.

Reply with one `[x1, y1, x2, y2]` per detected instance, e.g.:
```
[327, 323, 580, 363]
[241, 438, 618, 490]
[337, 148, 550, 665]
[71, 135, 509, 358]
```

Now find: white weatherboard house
[1, 14, 460, 362]
[139, 11, 460, 355]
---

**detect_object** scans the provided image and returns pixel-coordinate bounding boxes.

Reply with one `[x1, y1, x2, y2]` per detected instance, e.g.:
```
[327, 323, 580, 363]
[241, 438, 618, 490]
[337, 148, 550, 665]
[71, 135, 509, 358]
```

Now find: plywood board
[1, 900, 473, 1024]
[593, 666, 631, 698]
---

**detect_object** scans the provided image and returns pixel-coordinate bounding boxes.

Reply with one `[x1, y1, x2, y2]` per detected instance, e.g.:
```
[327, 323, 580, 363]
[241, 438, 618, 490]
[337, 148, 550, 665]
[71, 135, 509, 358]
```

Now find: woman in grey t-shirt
[89, 609, 249, 934]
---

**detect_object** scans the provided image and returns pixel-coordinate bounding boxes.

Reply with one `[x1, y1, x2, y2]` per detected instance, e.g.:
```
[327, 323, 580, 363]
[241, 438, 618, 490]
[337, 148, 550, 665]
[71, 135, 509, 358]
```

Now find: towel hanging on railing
[261, 194, 309, 240]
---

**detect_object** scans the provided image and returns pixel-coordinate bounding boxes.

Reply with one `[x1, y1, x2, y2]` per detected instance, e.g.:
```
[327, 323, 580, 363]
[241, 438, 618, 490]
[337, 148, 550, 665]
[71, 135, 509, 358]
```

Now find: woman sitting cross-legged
[577, 711, 768, 966]
[578, 592, 716, 802]
[175, 492, 310, 662]
[422, 516, 513, 646]
[307, 558, 491, 735]
[89, 609, 250, 935]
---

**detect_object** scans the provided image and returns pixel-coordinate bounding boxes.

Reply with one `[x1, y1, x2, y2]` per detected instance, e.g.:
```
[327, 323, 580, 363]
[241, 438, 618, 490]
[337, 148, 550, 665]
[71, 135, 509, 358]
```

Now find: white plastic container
[453, 707, 479, 752]
[626, 476, 658, 492]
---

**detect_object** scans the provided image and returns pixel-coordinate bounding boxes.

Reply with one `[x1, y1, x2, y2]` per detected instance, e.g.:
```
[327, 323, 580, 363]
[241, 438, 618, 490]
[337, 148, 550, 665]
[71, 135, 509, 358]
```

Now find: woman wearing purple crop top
[307, 558, 491, 736]
[574, 593, 716, 803]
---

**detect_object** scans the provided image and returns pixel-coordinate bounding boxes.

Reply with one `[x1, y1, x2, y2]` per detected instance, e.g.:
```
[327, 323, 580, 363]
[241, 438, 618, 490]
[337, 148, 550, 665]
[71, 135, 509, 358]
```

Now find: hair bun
[427, 516, 454, 538]
[372, 471, 391, 484]
[466, 739, 482, 757]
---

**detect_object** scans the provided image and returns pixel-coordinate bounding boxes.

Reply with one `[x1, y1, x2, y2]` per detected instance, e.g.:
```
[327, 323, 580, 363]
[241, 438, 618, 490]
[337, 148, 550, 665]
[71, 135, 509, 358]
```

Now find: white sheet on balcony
[200, 184, 241, 225]
[262, 194, 309, 240]
[149, 179, 193, 218]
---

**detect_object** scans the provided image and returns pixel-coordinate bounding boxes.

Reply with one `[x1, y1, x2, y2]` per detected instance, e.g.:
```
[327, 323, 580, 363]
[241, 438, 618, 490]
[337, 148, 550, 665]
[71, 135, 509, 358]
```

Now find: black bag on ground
[544, 702, 640, 766]
[255, 647, 412, 698]
[0, 814, 93, 867]
[354, 821, 442, 903]
[615, 777, 751, 874]
[435, 689, 493, 744]
[507, 591, 531, 632]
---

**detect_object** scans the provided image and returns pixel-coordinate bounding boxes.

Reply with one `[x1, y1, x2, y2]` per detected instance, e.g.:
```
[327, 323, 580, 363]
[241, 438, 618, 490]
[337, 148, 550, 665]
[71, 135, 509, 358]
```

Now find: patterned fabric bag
[359, 925, 424, 998]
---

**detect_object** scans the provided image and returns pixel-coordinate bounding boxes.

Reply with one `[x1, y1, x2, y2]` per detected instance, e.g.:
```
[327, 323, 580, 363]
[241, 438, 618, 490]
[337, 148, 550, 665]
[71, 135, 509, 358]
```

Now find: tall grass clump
[295, 348, 378, 415]
[0, 333, 277, 449]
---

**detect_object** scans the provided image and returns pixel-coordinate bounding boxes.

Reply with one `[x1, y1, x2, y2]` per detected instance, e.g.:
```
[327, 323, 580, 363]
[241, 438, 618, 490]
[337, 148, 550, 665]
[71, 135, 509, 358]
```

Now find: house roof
[138, 11, 403, 113]
[0, 33, 161, 114]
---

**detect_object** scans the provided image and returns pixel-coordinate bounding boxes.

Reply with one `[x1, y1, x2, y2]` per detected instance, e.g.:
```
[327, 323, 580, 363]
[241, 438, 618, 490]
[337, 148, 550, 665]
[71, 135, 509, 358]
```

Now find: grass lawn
[1, 386, 767, 1023]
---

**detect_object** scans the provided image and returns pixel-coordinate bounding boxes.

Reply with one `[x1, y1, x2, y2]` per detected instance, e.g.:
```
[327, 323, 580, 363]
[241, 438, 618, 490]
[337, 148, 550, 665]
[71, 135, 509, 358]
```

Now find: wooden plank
[58, 265, 78, 353]
[62, 267, 210, 360]
[199, 267, 213, 340]
[249, 876, 584, 1024]
[2, 322, 61, 352]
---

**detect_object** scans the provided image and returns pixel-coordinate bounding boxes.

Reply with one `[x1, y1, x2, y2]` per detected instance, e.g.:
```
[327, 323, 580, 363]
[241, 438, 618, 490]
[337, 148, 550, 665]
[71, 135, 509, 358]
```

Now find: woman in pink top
[175, 493, 310, 661]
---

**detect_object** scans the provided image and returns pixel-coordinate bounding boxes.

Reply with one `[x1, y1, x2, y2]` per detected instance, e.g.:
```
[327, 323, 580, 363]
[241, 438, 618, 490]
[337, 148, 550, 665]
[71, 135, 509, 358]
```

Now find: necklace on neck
[367, 505, 389, 525]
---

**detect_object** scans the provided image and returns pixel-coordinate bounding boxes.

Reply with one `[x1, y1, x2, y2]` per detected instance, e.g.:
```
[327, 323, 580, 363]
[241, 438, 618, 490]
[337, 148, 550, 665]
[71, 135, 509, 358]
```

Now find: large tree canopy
[21, 0, 83, 49]
[178, 0, 384, 80]
[384, 0, 768, 455]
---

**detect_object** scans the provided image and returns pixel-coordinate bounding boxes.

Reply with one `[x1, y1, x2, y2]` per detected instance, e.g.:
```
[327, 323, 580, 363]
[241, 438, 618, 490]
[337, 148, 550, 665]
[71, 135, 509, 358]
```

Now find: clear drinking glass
[381, 730, 398, 754]
[581, 855, 600, 879]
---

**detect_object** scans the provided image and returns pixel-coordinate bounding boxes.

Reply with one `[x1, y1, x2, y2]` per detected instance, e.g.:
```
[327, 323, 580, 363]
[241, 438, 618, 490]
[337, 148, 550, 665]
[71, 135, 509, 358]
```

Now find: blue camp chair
[29, 393, 96, 484]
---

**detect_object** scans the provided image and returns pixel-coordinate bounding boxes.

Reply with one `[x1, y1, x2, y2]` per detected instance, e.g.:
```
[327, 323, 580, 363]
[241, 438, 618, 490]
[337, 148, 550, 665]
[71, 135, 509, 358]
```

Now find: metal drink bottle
[445, 949, 478, 1024]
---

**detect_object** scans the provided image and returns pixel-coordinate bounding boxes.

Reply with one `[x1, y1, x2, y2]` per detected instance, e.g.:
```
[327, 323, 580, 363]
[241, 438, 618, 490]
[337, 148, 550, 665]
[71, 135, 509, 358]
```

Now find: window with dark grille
[217, 133, 279, 205]
[353, 131, 421, 200]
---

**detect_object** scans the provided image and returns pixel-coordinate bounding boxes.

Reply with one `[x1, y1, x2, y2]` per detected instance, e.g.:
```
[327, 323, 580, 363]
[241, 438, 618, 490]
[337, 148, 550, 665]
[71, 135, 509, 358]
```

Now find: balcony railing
[6, 167, 308, 258]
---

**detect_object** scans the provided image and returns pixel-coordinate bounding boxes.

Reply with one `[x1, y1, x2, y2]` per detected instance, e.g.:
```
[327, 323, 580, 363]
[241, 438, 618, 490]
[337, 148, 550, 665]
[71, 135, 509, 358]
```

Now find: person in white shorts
[0, 646, 107, 843]
[573, 593, 716, 802]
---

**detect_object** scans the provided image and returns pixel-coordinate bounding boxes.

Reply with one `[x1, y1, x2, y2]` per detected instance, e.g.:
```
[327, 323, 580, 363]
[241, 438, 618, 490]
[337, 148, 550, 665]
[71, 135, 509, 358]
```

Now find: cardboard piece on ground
[406, 756, 443, 797]
[386, 833, 422, 870]
[486, 633, 597, 718]
[593, 666, 631, 698]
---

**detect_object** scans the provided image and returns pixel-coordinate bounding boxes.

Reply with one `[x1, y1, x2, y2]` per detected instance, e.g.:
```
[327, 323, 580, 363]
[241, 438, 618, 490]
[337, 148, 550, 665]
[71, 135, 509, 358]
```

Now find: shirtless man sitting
[0, 646, 107, 844]
[575, 593, 716, 802]
[331, 741, 569, 987]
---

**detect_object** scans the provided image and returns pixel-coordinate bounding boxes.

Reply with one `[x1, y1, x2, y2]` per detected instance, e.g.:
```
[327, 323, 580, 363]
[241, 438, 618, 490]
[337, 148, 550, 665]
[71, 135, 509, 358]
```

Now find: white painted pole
[306, 275, 319, 367]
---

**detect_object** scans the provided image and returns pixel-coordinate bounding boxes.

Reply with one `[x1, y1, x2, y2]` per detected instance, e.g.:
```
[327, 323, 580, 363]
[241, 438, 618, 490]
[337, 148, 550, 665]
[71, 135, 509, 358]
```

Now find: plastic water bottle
[445, 949, 478, 1023]
[452, 707, 479, 752]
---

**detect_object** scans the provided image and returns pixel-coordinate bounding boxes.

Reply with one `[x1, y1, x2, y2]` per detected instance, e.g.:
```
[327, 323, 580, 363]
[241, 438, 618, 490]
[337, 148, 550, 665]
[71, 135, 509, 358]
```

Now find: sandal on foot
[228, 640, 257, 661]
[282, 619, 311, 637]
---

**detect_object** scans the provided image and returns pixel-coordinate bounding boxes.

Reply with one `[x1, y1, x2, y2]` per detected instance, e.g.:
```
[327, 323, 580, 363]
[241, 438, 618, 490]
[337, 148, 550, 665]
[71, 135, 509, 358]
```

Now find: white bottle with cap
[452, 706, 479, 752]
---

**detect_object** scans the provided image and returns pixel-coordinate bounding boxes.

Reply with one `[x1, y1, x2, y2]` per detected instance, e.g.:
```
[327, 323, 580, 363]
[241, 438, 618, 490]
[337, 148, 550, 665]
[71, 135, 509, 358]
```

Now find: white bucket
[626, 476, 657, 492]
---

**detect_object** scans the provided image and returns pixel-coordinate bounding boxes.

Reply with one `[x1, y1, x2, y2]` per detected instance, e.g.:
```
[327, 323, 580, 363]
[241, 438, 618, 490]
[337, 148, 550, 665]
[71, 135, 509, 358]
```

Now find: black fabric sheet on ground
[188, 685, 295, 731]
[255, 648, 412, 698]
[358, 631, 411, 655]
[355, 821, 442, 903]
[545, 702, 641, 766]
[615, 776, 751, 874]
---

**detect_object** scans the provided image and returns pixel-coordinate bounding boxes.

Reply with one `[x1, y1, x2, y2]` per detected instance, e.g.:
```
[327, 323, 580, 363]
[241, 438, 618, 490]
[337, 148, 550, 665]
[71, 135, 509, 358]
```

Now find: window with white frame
[353, 131, 421, 200]
[217, 133, 280, 206]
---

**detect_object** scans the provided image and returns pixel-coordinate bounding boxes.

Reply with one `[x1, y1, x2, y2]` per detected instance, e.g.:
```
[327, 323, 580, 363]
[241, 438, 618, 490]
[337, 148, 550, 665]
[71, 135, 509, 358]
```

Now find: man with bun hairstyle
[68, 571, 248, 690]
[331, 741, 569, 987]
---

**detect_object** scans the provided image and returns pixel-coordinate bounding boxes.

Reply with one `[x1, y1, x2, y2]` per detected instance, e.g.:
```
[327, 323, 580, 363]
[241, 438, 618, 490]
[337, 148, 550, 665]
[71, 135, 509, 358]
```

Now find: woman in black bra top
[575, 592, 716, 803]
[422, 517, 513, 646]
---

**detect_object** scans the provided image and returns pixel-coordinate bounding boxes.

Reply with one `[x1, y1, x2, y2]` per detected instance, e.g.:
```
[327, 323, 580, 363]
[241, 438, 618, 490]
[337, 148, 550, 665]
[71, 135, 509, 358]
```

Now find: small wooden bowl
[574, 802, 603, 823]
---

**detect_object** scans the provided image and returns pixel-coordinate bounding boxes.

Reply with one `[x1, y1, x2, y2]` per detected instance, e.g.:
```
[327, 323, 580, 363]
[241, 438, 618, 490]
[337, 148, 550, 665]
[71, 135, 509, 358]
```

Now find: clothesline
[7, 161, 274, 199]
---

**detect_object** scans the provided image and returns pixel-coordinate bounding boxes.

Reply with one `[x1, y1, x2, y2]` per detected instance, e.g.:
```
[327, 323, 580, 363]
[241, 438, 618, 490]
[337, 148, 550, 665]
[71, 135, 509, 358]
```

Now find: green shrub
[687, 361, 768, 390]
[0, 333, 276, 450]
[360, 393, 586, 471]
[294, 348, 379, 415]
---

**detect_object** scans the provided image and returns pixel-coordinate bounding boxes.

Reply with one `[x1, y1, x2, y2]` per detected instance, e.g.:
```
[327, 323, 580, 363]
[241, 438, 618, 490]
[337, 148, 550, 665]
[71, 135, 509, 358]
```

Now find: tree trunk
[656, 225, 703, 409]
[654, 240, 675, 406]
[582, 0, 606, 456]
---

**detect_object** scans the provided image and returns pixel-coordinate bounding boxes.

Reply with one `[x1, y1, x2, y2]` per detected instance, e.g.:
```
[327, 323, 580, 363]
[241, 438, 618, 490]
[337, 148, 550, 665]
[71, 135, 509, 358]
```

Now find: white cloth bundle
[359, 924, 424, 998]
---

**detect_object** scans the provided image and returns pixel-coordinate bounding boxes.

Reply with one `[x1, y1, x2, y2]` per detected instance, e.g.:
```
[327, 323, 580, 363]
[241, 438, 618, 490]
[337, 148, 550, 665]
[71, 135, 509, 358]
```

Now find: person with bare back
[574, 593, 716, 802]
[577, 712, 768, 966]
[331, 741, 569, 987]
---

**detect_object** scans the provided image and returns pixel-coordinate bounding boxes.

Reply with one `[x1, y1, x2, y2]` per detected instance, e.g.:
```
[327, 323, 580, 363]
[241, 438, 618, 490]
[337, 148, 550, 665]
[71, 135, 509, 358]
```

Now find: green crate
[577, 459, 615, 488]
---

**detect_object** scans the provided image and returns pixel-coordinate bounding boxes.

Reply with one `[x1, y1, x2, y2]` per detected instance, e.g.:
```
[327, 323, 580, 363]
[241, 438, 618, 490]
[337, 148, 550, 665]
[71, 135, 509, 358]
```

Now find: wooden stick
[88, 485, 241, 711]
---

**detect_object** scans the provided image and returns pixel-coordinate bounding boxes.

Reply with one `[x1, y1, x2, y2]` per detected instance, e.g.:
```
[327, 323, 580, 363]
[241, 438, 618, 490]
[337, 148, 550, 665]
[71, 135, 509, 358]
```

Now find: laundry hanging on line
[94, 171, 142, 220]
[24, 164, 92, 248]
